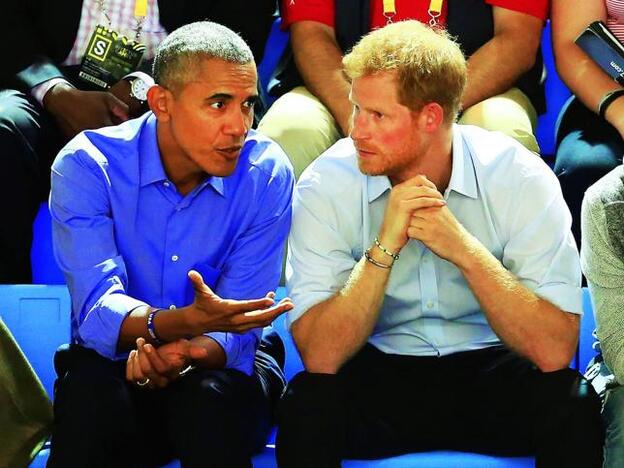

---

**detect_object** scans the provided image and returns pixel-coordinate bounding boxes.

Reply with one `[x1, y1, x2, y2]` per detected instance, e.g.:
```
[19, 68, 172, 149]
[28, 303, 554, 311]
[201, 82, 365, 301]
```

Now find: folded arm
[462, 6, 543, 108]
[290, 21, 353, 135]
[551, 0, 624, 135]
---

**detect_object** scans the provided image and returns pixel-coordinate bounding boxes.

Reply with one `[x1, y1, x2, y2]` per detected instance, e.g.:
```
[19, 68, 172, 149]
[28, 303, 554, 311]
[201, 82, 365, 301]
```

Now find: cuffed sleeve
[50, 134, 143, 360]
[502, 166, 582, 314]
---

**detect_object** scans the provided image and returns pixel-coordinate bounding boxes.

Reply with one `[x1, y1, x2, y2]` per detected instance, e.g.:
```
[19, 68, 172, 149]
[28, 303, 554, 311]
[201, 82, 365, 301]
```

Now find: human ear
[421, 102, 444, 132]
[147, 85, 171, 122]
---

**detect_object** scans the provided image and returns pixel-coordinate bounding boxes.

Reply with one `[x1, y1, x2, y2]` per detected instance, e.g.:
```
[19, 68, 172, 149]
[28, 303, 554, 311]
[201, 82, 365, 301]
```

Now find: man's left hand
[407, 203, 477, 268]
[126, 337, 208, 389]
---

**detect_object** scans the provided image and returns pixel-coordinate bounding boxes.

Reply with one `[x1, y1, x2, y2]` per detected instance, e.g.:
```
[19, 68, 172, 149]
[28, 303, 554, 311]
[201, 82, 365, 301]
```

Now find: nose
[350, 109, 368, 141]
[224, 108, 250, 137]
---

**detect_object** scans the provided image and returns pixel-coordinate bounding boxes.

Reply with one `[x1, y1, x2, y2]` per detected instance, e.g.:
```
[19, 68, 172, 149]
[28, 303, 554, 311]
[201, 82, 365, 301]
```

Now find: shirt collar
[139, 113, 226, 197]
[445, 125, 478, 199]
[367, 174, 392, 202]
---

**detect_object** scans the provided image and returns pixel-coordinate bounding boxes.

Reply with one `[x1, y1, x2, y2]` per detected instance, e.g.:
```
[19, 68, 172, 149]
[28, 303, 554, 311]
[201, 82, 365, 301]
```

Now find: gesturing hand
[43, 83, 129, 139]
[126, 337, 208, 389]
[186, 270, 294, 334]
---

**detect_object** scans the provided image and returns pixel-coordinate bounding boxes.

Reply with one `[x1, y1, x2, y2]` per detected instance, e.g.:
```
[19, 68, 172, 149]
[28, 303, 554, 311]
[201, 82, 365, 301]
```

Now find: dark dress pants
[277, 344, 604, 468]
[47, 332, 285, 468]
[0, 89, 65, 284]
[554, 96, 624, 248]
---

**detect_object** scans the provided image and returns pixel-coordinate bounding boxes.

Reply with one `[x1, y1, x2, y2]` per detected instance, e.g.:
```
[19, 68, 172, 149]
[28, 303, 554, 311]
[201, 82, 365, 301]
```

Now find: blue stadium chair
[536, 21, 571, 160]
[0, 284, 70, 399]
[579, 288, 598, 373]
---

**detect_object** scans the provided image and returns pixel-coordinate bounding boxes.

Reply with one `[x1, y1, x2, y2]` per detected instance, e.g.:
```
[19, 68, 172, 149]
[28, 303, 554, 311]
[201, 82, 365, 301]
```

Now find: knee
[460, 90, 539, 153]
[0, 90, 37, 137]
[258, 88, 341, 178]
[541, 369, 603, 429]
[278, 371, 340, 427]
[54, 363, 133, 427]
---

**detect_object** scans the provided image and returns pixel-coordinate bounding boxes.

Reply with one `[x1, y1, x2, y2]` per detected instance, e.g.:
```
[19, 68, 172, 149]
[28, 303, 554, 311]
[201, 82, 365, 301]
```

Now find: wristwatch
[126, 74, 152, 103]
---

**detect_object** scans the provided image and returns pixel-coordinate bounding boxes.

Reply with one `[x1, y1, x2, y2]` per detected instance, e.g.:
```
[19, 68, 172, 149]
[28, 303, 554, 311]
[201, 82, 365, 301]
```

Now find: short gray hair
[153, 21, 254, 91]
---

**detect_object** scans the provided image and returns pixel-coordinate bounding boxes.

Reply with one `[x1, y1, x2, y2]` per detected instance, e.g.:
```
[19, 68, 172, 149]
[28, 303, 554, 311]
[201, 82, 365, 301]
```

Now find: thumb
[106, 93, 130, 121]
[187, 344, 209, 360]
[188, 270, 216, 297]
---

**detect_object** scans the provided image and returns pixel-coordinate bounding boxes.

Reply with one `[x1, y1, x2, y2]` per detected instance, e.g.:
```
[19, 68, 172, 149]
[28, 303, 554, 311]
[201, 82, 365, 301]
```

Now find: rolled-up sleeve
[50, 139, 145, 360]
[286, 174, 357, 328]
[581, 189, 624, 384]
[501, 167, 582, 314]
[211, 157, 295, 374]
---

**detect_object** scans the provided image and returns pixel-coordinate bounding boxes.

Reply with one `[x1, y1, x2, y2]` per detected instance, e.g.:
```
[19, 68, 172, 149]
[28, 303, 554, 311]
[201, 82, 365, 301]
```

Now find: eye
[373, 110, 384, 119]
[210, 101, 225, 109]
[243, 98, 257, 110]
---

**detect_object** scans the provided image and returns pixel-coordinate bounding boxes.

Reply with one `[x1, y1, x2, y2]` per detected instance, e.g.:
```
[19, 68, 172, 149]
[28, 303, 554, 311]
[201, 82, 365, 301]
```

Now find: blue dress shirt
[50, 113, 294, 374]
[287, 124, 582, 357]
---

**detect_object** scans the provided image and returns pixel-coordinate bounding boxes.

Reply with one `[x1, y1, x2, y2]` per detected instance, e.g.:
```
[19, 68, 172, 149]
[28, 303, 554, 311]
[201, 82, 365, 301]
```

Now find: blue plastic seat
[0, 284, 70, 398]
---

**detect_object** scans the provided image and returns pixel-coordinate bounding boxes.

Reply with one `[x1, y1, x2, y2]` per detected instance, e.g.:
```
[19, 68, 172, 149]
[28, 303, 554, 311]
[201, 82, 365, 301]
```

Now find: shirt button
[171, 255, 179, 262]
[163, 181, 170, 187]
[169, 304, 176, 310]
[426, 301, 434, 309]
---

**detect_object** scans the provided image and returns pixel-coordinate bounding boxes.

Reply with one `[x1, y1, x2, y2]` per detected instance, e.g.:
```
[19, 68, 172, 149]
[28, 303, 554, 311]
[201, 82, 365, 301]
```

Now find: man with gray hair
[47, 21, 294, 467]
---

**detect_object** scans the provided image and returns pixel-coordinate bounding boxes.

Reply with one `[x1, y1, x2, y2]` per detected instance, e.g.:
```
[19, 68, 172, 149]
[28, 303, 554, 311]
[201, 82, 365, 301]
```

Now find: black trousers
[0, 89, 65, 284]
[277, 344, 604, 468]
[47, 337, 284, 468]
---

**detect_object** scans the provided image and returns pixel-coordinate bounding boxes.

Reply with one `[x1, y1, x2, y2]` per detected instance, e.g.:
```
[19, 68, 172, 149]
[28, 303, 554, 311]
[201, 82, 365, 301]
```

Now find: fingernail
[145, 344, 152, 353]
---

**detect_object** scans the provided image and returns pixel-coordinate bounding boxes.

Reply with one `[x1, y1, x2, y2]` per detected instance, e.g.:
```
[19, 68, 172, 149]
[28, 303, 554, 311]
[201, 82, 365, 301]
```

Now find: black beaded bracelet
[374, 237, 400, 260]
[598, 89, 624, 119]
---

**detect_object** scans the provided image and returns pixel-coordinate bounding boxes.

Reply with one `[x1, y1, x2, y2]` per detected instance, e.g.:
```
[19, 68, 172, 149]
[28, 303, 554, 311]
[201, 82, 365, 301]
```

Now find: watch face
[131, 78, 150, 102]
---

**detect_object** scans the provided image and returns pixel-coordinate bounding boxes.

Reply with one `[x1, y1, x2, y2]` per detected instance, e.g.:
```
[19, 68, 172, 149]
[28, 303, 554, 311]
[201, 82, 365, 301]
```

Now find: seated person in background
[47, 22, 294, 468]
[278, 21, 603, 468]
[0, 0, 276, 284]
[552, 0, 624, 248]
[581, 166, 624, 468]
[258, 0, 547, 180]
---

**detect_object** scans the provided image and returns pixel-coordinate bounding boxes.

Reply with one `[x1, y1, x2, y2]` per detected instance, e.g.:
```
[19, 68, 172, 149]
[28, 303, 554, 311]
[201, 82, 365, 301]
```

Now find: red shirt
[281, 0, 548, 30]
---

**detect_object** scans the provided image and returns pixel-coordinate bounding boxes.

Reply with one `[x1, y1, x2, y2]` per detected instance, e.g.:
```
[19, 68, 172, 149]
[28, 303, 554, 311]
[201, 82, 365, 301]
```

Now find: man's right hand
[377, 175, 447, 253]
[43, 82, 129, 139]
[184, 270, 294, 335]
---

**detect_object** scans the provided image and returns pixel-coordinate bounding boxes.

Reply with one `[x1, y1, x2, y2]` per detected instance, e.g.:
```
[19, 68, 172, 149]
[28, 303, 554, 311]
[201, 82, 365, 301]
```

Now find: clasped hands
[378, 174, 475, 265]
[127, 270, 293, 389]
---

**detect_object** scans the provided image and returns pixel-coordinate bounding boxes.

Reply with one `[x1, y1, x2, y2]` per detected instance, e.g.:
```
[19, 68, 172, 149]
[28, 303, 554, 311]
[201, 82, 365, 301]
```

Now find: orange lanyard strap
[96, 0, 148, 40]
[382, 0, 444, 26]
[428, 0, 443, 26]
[382, 0, 396, 23]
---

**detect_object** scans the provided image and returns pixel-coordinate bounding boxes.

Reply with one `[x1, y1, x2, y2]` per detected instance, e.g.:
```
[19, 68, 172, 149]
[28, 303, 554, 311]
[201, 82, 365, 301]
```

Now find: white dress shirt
[286, 124, 582, 357]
